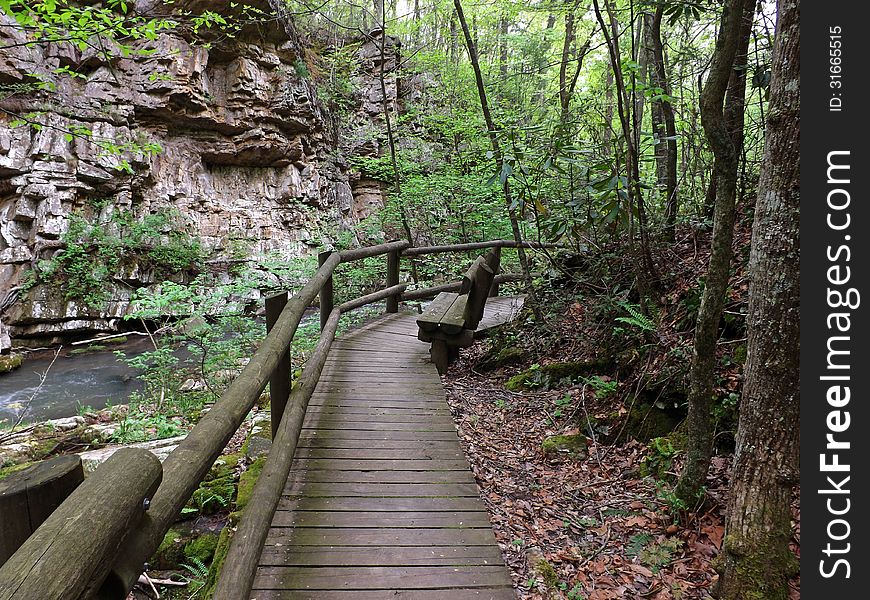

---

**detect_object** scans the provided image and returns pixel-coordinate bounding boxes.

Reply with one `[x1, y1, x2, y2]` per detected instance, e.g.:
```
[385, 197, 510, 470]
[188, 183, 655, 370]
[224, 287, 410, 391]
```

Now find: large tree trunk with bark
[714, 0, 801, 597]
[675, 0, 748, 506]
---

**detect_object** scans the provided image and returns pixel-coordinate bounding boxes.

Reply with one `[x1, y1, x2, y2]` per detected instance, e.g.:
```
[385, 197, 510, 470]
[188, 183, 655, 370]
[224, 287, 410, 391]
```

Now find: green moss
[205, 452, 241, 481]
[506, 360, 612, 391]
[28, 439, 59, 460]
[716, 533, 800, 600]
[235, 456, 266, 512]
[153, 527, 191, 569]
[191, 475, 236, 514]
[0, 354, 23, 374]
[201, 527, 232, 599]
[184, 532, 219, 564]
[477, 346, 527, 371]
[533, 556, 560, 589]
[541, 434, 588, 460]
[619, 399, 684, 443]
[103, 336, 128, 345]
[69, 344, 107, 355]
[0, 461, 34, 481]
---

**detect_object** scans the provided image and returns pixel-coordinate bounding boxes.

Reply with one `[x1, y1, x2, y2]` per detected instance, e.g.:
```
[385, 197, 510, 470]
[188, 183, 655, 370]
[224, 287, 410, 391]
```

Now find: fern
[615, 302, 656, 332]
[180, 557, 210, 598]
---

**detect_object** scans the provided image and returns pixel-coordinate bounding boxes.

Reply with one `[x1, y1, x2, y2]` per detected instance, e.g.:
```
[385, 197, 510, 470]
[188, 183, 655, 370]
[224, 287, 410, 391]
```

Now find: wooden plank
[258, 543, 501, 565]
[276, 497, 486, 513]
[265, 527, 500, 547]
[289, 459, 469, 471]
[303, 406, 449, 417]
[282, 481, 479, 497]
[249, 588, 517, 600]
[286, 470, 476, 484]
[300, 422, 456, 433]
[312, 385, 446, 394]
[253, 565, 512, 590]
[292, 449, 465, 461]
[270, 512, 492, 529]
[296, 439, 459, 450]
[297, 430, 458, 441]
[307, 400, 448, 411]
[303, 413, 456, 426]
[417, 293, 460, 332]
[439, 294, 469, 334]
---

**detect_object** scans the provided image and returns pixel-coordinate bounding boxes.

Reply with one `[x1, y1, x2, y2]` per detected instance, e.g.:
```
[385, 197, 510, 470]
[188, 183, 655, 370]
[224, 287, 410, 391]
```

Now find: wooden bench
[416, 249, 500, 374]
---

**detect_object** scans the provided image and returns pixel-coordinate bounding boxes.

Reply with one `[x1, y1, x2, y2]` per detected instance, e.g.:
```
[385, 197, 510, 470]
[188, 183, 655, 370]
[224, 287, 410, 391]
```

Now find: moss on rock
[506, 359, 612, 391]
[0, 461, 34, 481]
[235, 456, 266, 512]
[201, 526, 233, 599]
[184, 532, 220, 564]
[476, 346, 527, 371]
[618, 398, 684, 443]
[191, 475, 236, 514]
[541, 434, 588, 460]
[153, 527, 193, 569]
[0, 354, 23, 374]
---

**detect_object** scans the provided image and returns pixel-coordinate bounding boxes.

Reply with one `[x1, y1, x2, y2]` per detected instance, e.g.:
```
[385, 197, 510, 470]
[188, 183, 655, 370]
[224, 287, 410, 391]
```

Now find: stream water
[0, 337, 151, 426]
[0, 308, 333, 427]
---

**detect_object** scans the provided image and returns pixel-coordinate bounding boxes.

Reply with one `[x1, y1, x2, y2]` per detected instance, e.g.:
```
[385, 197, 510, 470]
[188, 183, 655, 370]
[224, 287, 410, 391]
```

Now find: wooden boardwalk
[251, 299, 522, 599]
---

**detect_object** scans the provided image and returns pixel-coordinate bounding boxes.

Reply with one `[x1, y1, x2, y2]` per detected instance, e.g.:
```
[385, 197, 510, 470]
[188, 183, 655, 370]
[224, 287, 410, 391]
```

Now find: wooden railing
[0, 238, 558, 600]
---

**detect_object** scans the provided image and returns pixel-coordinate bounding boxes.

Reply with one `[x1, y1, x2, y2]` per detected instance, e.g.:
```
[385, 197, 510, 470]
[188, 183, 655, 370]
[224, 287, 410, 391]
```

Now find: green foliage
[639, 537, 684, 573]
[180, 556, 210, 597]
[640, 436, 679, 480]
[35, 208, 202, 307]
[111, 407, 186, 444]
[614, 302, 656, 333]
[582, 375, 618, 400]
[184, 533, 220, 565]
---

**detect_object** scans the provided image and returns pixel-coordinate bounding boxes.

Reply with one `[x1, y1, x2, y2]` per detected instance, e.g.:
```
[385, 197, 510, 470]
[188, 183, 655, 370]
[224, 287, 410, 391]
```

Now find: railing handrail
[0, 238, 559, 600]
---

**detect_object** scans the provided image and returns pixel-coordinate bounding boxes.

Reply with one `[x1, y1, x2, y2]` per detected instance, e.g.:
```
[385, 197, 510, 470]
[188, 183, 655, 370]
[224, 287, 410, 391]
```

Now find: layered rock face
[0, 5, 392, 350]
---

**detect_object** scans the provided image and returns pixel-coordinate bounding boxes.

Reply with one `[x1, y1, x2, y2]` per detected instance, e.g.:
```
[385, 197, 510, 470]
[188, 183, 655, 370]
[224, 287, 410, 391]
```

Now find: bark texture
[676, 0, 749, 505]
[715, 0, 801, 597]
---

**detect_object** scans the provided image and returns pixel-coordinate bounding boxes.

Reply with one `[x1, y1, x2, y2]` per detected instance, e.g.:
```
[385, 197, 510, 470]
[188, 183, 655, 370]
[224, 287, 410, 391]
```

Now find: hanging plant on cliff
[33, 207, 204, 308]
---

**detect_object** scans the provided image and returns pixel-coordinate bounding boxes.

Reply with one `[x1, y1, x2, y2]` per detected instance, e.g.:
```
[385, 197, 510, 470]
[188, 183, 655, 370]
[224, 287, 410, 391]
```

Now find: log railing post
[0, 455, 84, 567]
[486, 246, 502, 297]
[318, 251, 334, 330]
[386, 248, 400, 313]
[0, 449, 161, 600]
[265, 291, 290, 440]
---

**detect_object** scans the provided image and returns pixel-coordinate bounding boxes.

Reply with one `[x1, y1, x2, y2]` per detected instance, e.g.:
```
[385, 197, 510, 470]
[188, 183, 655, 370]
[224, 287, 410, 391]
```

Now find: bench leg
[430, 340, 449, 375]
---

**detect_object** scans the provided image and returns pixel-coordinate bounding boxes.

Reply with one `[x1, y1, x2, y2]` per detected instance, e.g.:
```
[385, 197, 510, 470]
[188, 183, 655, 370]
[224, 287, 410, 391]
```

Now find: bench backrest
[462, 251, 497, 330]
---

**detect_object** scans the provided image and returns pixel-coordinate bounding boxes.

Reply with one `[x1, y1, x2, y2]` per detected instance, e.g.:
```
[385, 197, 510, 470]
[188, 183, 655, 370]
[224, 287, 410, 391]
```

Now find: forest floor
[443, 220, 801, 600]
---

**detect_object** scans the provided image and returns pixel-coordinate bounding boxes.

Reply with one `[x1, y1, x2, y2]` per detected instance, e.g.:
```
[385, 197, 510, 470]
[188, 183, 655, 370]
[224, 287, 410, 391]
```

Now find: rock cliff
[0, 3, 401, 351]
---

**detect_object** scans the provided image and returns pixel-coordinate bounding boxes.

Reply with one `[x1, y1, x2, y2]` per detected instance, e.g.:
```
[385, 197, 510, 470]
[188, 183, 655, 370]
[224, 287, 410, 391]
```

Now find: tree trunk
[715, 0, 800, 597]
[675, 0, 748, 506]
[702, 0, 755, 220]
[644, 2, 678, 239]
[453, 0, 542, 319]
